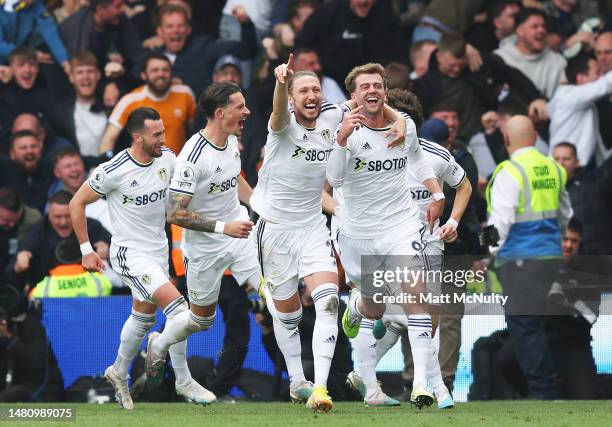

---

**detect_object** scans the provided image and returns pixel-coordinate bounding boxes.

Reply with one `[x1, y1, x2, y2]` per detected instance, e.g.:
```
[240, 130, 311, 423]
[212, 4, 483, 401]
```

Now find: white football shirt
[250, 102, 345, 227]
[169, 132, 245, 259]
[88, 148, 175, 251]
[407, 138, 466, 242]
[327, 117, 435, 239]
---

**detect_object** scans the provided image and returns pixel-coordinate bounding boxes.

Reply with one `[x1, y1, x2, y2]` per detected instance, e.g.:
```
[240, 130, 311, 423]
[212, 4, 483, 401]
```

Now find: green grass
[1, 401, 611, 427]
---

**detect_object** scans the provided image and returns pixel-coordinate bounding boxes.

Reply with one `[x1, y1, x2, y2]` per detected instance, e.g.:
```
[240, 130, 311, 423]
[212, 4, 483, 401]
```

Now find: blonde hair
[287, 70, 319, 95]
[344, 63, 387, 93]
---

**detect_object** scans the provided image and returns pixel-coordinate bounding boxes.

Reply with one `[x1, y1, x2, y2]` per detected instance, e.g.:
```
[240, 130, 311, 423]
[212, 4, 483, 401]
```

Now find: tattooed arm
[167, 191, 253, 238]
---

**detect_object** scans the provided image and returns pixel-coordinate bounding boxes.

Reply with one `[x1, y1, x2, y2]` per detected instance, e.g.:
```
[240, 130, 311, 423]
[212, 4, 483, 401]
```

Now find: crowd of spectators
[1, 0, 612, 402]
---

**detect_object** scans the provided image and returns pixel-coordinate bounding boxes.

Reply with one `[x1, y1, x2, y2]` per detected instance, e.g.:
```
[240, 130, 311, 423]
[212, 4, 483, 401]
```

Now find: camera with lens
[478, 225, 500, 248]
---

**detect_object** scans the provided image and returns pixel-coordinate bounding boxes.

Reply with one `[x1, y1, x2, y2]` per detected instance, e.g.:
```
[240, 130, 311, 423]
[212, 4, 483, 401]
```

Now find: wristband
[433, 192, 445, 201]
[214, 221, 226, 234]
[446, 218, 459, 228]
[80, 242, 94, 256]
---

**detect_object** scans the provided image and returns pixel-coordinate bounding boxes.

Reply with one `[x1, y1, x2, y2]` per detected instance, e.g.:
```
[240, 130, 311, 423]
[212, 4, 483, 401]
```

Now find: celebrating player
[69, 107, 212, 409]
[144, 82, 260, 397]
[326, 63, 446, 408]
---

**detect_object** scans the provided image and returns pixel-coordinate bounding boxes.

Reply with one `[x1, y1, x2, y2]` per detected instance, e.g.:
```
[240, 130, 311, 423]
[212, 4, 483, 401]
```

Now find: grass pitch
[1, 401, 611, 427]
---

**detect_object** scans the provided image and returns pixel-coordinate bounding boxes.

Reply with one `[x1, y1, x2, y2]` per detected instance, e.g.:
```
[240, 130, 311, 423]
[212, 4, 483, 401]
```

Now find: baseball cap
[213, 54, 242, 74]
[419, 118, 449, 146]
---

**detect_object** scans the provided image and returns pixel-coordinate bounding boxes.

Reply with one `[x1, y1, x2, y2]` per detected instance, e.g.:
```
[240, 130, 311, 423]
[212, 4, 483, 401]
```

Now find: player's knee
[186, 311, 216, 333]
[128, 310, 156, 337]
[277, 307, 303, 330]
[312, 283, 339, 317]
[163, 296, 189, 321]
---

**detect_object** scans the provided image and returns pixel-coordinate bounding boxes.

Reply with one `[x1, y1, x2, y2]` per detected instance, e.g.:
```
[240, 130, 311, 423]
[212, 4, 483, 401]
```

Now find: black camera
[478, 225, 500, 248]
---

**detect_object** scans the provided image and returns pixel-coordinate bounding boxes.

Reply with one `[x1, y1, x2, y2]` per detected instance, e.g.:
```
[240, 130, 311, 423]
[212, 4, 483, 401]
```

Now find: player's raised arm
[270, 53, 294, 132]
[326, 106, 367, 188]
[167, 191, 253, 238]
[69, 183, 105, 273]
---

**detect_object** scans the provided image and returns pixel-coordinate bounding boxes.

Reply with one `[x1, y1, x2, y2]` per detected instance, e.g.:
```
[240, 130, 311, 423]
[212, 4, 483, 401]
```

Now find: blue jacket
[0, 0, 69, 65]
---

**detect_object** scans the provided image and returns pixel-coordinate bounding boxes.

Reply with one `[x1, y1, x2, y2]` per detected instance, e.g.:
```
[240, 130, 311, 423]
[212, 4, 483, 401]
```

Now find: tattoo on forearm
[167, 192, 217, 232]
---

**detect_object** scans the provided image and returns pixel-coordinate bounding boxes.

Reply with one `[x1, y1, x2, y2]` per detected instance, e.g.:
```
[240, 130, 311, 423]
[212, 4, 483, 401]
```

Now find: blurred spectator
[495, 8, 567, 98]
[548, 51, 612, 166]
[430, 103, 462, 145]
[270, 0, 320, 31]
[412, 0, 484, 43]
[385, 88, 424, 129]
[0, 187, 41, 276]
[409, 39, 437, 79]
[52, 0, 89, 24]
[414, 33, 545, 141]
[385, 61, 411, 90]
[0, 48, 58, 138]
[562, 216, 581, 258]
[6, 190, 110, 293]
[11, 113, 73, 164]
[292, 47, 346, 103]
[466, 0, 521, 53]
[222, 0, 273, 37]
[265, 0, 319, 60]
[553, 141, 612, 255]
[297, 0, 409, 88]
[0, 130, 52, 213]
[470, 97, 550, 183]
[99, 52, 196, 155]
[153, 3, 257, 97]
[0, 297, 65, 402]
[212, 54, 243, 86]
[52, 51, 108, 167]
[0, 0, 69, 72]
[59, 0, 146, 79]
[596, 32, 612, 149]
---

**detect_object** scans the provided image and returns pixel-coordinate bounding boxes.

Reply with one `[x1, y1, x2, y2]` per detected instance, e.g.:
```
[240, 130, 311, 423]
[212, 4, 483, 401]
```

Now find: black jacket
[0, 157, 53, 214]
[59, 7, 145, 78]
[413, 50, 543, 119]
[296, 0, 408, 88]
[153, 21, 257, 97]
[5, 217, 110, 290]
[567, 156, 612, 255]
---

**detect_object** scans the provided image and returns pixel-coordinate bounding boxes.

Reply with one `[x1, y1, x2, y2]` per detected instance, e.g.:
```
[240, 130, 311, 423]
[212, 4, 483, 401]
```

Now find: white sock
[169, 340, 191, 386]
[311, 283, 339, 388]
[265, 287, 306, 385]
[375, 321, 403, 364]
[352, 320, 379, 399]
[114, 309, 155, 379]
[427, 332, 446, 396]
[407, 313, 433, 390]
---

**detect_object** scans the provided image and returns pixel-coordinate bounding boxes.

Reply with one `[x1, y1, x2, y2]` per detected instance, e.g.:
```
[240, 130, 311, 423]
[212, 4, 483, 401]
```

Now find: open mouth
[366, 97, 379, 106]
[304, 103, 318, 111]
[239, 119, 246, 129]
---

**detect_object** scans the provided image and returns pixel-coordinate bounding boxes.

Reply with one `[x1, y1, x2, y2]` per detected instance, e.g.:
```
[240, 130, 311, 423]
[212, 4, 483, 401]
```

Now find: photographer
[485, 115, 573, 400]
[0, 287, 64, 402]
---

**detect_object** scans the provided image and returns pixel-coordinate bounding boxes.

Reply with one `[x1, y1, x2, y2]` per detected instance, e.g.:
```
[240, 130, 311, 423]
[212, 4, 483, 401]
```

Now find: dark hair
[0, 187, 23, 212]
[198, 82, 243, 119]
[437, 34, 466, 58]
[9, 46, 37, 64]
[48, 190, 73, 206]
[10, 129, 39, 146]
[566, 52, 595, 85]
[487, 0, 520, 23]
[567, 216, 583, 234]
[90, 0, 114, 9]
[386, 89, 424, 129]
[126, 107, 161, 136]
[431, 101, 459, 114]
[385, 62, 411, 91]
[53, 147, 82, 166]
[142, 51, 171, 72]
[553, 141, 578, 158]
[497, 96, 527, 116]
[293, 46, 318, 57]
[515, 7, 546, 29]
